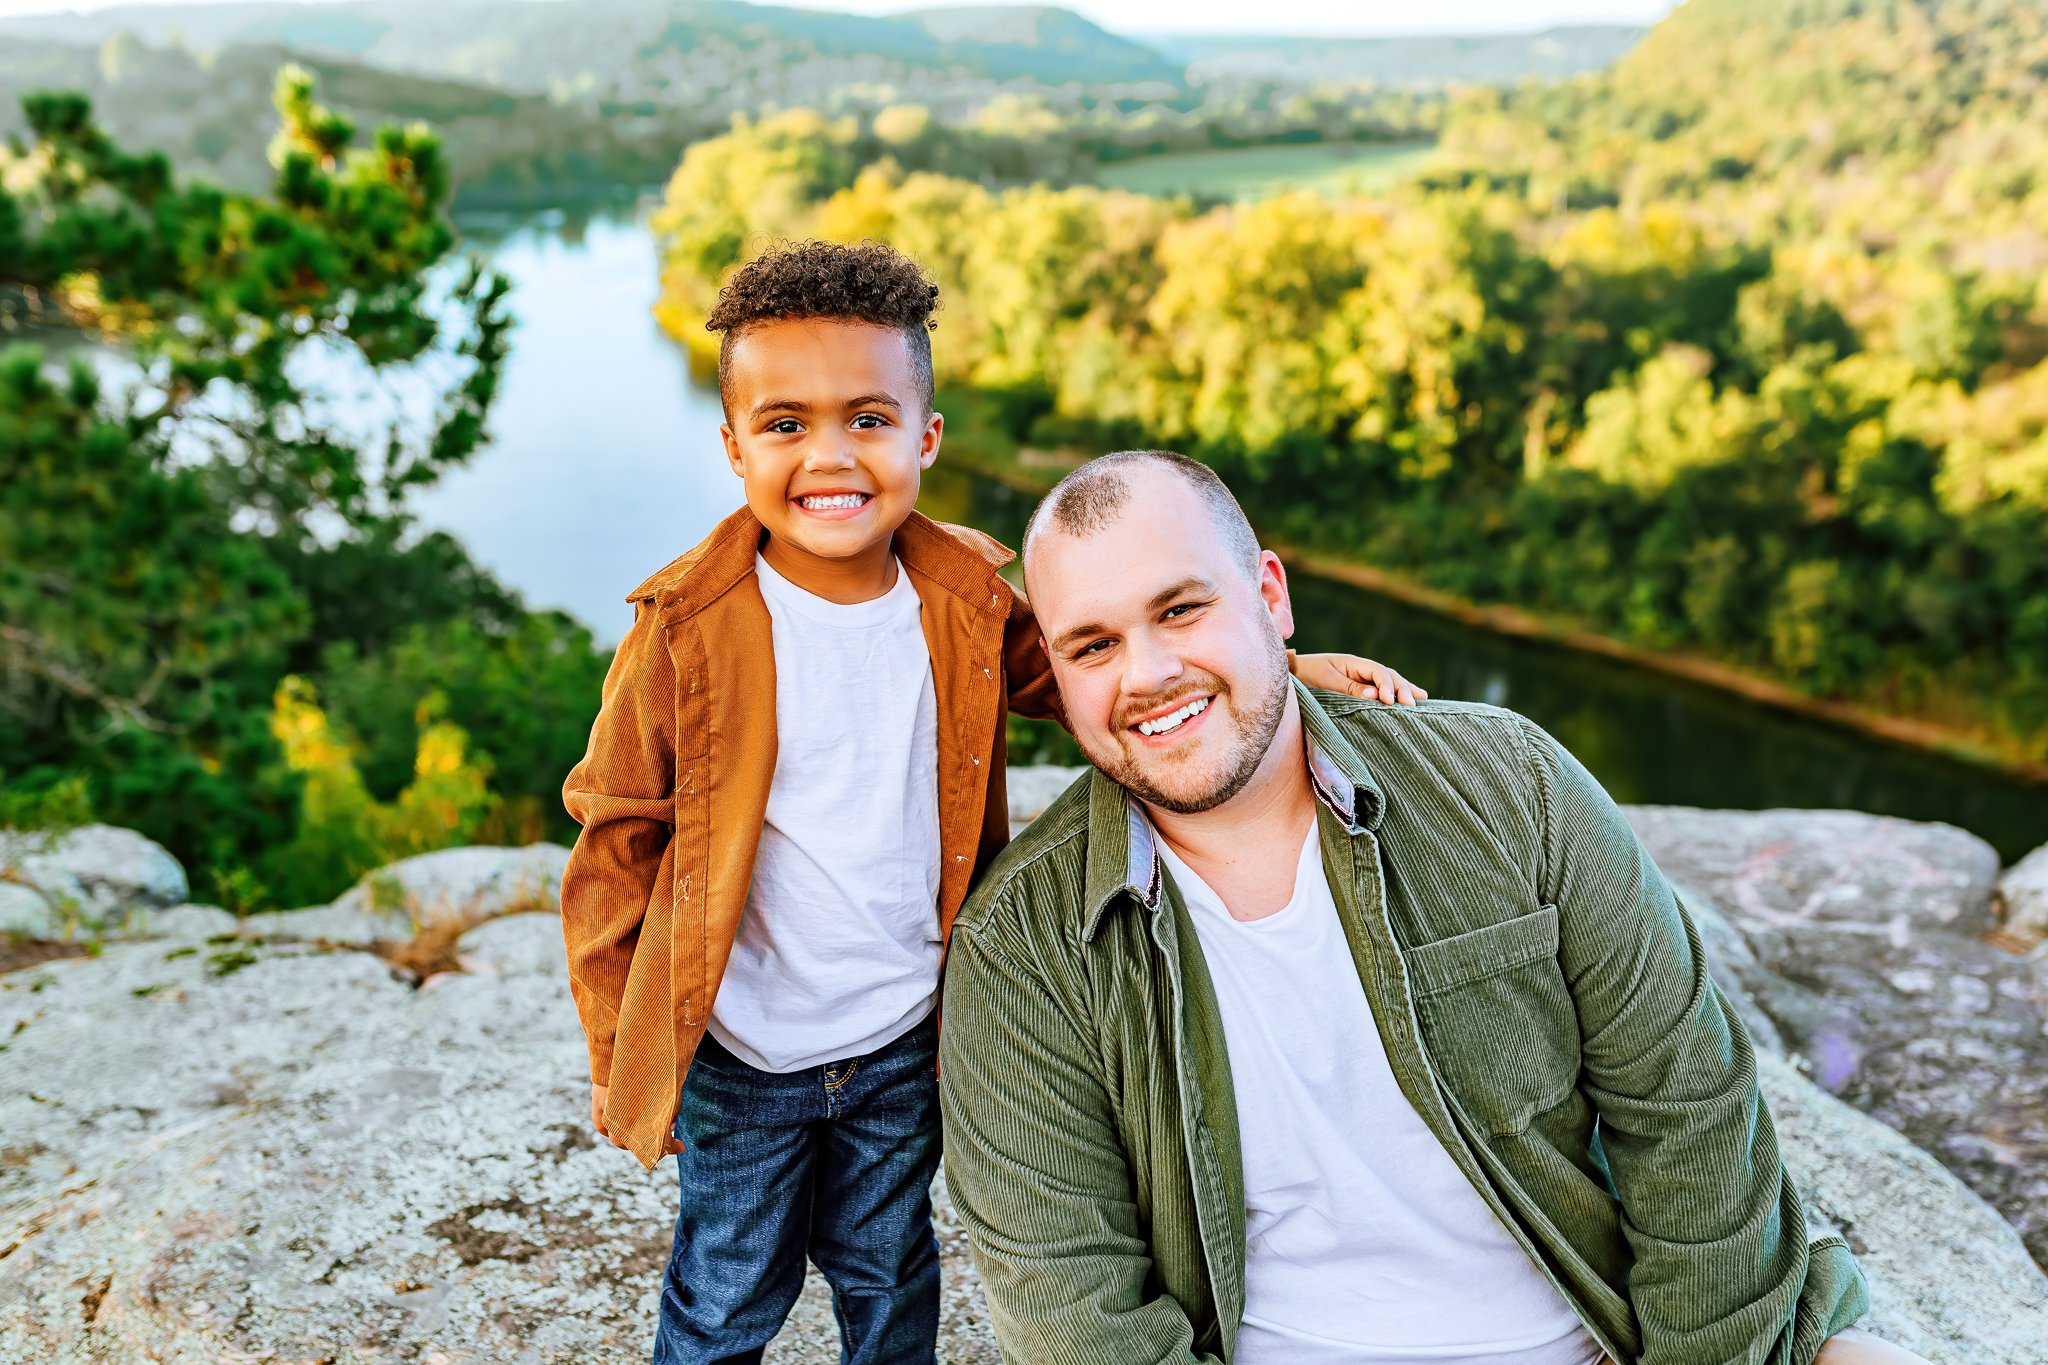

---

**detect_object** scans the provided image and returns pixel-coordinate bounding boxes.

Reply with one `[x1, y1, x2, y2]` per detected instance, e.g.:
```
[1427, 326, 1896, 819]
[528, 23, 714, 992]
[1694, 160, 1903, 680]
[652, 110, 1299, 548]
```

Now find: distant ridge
[1149, 25, 1647, 85]
[0, 1, 1181, 95]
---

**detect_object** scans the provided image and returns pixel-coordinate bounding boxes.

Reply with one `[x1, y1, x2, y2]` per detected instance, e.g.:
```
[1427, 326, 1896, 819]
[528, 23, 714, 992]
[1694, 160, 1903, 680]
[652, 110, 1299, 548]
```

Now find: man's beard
[1082, 632, 1292, 816]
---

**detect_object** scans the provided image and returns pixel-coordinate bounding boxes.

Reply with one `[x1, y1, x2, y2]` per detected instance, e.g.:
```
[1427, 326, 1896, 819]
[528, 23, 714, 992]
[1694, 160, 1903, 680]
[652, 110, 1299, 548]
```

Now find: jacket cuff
[586, 1036, 616, 1086]
[1789, 1236, 1871, 1365]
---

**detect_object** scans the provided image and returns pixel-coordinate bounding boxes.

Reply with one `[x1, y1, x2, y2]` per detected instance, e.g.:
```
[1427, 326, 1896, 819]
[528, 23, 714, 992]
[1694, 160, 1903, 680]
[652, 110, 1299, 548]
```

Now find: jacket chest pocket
[1404, 905, 1580, 1138]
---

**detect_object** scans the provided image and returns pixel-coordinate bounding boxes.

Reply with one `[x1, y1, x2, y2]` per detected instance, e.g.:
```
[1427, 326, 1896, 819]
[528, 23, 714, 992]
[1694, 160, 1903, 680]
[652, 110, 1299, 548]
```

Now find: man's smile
[1129, 693, 1214, 743]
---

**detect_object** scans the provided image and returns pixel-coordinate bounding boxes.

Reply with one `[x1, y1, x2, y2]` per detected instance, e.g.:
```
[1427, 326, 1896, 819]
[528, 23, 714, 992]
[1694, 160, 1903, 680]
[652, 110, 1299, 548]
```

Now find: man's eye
[1075, 639, 1112, 658]
[1164, 602, 1203, 620]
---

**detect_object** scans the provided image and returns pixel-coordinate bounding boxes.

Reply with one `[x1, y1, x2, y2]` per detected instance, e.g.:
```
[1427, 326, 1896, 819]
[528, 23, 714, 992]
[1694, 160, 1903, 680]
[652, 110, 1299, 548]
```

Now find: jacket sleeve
[940, 915, 1219, 1365]
[1523, 719, 1867, 1365]
[1002, 582, 1067, 727]
[559, 600, 676, 1085]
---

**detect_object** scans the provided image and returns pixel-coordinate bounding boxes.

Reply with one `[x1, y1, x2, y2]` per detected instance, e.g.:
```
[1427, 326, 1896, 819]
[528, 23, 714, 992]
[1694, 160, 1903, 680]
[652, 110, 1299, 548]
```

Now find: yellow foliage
[1892, 359, 2048, 513]
[268, 676, 492, 892]
[1565, 344, 1757, 491]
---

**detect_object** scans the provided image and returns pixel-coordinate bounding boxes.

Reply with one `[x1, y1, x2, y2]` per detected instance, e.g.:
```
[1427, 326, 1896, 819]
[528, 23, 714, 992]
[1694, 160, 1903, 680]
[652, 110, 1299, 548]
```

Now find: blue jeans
[651, 1012, 941, 1365]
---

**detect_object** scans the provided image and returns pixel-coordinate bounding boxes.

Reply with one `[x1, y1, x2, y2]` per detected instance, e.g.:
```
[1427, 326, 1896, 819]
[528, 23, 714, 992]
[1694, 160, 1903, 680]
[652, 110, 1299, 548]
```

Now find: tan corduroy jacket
[559, 506, 1062, 1168]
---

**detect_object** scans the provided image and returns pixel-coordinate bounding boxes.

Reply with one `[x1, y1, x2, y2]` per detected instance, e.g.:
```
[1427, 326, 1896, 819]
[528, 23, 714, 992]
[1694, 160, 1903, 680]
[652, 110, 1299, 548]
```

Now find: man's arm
[560, 600, 676, 1090]
[939, 916, 1221, 1365]
[1524, 720, 1867, 1364]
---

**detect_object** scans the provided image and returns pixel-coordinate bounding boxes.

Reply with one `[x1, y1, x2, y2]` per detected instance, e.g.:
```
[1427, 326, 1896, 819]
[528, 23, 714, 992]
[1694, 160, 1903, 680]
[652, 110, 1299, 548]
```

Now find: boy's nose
[803, 439, 858, 472]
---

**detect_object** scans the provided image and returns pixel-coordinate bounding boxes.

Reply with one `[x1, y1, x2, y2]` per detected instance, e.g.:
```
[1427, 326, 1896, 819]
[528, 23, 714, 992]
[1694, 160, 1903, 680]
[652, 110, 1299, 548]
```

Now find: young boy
[559, 240, 1423, 1365]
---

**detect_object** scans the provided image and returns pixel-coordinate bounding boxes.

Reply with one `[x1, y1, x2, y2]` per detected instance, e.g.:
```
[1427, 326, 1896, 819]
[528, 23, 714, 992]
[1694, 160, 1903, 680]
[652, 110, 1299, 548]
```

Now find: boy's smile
[720, 317, 942, 604]
[793, 488, 876, 518]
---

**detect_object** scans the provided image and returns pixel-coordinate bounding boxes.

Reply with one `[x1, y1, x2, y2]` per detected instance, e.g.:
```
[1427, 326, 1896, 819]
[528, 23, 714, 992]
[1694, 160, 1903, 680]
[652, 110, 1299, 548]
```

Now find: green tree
[0, 74, 544, 895]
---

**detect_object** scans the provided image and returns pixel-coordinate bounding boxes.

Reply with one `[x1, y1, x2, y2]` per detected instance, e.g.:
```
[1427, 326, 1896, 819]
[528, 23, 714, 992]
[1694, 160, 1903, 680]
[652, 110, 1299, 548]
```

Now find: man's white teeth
[1137, 696, 1209, 736]
[799, 493, 868, 510]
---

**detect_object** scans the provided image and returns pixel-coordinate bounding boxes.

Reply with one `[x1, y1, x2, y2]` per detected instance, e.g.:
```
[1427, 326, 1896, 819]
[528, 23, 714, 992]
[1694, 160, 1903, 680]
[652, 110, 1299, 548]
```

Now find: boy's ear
[720, 424, 745, 478]
[920, 411, 944, 470]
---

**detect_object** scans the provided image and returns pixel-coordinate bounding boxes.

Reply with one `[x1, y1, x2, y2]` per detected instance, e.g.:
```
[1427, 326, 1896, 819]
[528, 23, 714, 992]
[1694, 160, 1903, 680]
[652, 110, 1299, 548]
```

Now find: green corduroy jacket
[939, 682, 1867, 1365]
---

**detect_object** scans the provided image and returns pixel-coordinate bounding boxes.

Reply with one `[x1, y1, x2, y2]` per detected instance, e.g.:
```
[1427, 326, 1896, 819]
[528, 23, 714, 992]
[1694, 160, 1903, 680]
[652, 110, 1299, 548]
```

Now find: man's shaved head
[1024, 450, 1261, 580]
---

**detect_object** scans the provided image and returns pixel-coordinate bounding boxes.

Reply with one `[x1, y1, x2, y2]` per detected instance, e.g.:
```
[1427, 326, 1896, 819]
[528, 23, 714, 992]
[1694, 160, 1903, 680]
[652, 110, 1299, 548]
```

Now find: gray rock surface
[0, 883, 54, 939]
[1993, 841, 2048, 948]
[1759, 1052, 2048, 1361]
[1623, 807, 2002, 939]
[129, 904, 241, 941]
[456, 912, 568, 977]
[1624, 806, 2048, 1269]
[329, 843, 572, 929]
[238, 902, 418, 946]
[0, 920, 994, 1363]
[0, 825, 187, 927]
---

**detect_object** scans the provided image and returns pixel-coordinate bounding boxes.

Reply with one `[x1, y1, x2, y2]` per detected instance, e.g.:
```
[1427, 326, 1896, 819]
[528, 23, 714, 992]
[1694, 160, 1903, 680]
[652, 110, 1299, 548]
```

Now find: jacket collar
[626, 506, 1017, 623]
[1081, 679, 1387, 942]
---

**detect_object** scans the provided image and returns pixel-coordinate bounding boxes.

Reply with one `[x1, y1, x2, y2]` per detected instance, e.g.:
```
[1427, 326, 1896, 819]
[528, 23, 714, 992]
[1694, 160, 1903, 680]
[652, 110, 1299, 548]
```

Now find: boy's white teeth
[799, 493, 867, 510]
[1137, 696, 1209, 736]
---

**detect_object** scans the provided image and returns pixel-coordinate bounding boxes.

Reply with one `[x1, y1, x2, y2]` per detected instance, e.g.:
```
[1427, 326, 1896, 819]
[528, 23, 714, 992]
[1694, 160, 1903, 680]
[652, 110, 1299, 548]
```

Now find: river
[416, 205, 2047, 861]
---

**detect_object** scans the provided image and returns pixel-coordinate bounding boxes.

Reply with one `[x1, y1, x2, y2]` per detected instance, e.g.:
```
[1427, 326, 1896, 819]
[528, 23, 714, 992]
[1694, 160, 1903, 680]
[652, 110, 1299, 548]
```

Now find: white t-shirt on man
[1155, 820, 1605, 1365]
[706, 554, 943, 1073]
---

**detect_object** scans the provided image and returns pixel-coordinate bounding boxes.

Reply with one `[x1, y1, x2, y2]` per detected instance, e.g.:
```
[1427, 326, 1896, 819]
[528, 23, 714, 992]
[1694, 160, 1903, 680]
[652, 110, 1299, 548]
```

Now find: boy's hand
[1290, 652, 1428, 705]
[590, 1082, 685, 1156]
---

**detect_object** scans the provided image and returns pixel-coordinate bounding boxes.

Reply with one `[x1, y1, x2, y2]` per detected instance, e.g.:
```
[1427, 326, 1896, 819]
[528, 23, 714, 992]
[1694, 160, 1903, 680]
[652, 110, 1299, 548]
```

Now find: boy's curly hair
[706, 240, 940, 416]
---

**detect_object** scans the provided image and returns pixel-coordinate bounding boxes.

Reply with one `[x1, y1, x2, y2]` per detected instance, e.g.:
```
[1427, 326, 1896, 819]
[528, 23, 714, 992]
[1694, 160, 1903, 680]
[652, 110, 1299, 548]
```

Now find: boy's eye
[767, 419, 803, 434]
[851, 413, 889, 429]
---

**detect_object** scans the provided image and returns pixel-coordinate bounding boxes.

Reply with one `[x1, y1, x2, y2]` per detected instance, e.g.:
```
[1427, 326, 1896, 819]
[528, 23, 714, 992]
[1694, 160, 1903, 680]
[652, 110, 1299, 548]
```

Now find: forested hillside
[0, 37, 682, 202]
[653, 0, 2048, 767]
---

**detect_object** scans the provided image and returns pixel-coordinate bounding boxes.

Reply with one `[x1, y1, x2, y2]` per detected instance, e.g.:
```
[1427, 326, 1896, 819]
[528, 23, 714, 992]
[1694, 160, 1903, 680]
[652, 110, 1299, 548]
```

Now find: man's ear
[1257, 550, 1296, 641]
[720, 423, 745, 479]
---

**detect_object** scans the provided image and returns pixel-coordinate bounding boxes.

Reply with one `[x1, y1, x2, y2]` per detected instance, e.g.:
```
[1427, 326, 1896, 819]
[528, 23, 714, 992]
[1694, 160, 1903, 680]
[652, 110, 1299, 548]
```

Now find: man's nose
[1121, 632, 1184, 700]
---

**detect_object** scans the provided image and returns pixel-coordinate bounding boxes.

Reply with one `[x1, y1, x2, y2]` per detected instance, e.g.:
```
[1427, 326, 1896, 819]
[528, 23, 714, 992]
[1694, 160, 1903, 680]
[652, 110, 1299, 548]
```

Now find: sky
[0, 0, 1684, 37]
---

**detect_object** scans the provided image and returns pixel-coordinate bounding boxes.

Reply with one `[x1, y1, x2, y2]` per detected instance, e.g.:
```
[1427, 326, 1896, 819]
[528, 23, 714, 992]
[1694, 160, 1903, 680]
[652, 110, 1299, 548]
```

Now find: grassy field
[1095, 139, 1438, 199]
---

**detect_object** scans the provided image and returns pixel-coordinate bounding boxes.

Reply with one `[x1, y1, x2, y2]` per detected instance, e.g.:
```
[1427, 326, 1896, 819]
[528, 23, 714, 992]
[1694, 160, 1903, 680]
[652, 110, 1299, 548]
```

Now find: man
[938, 449, 1925, 1364]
